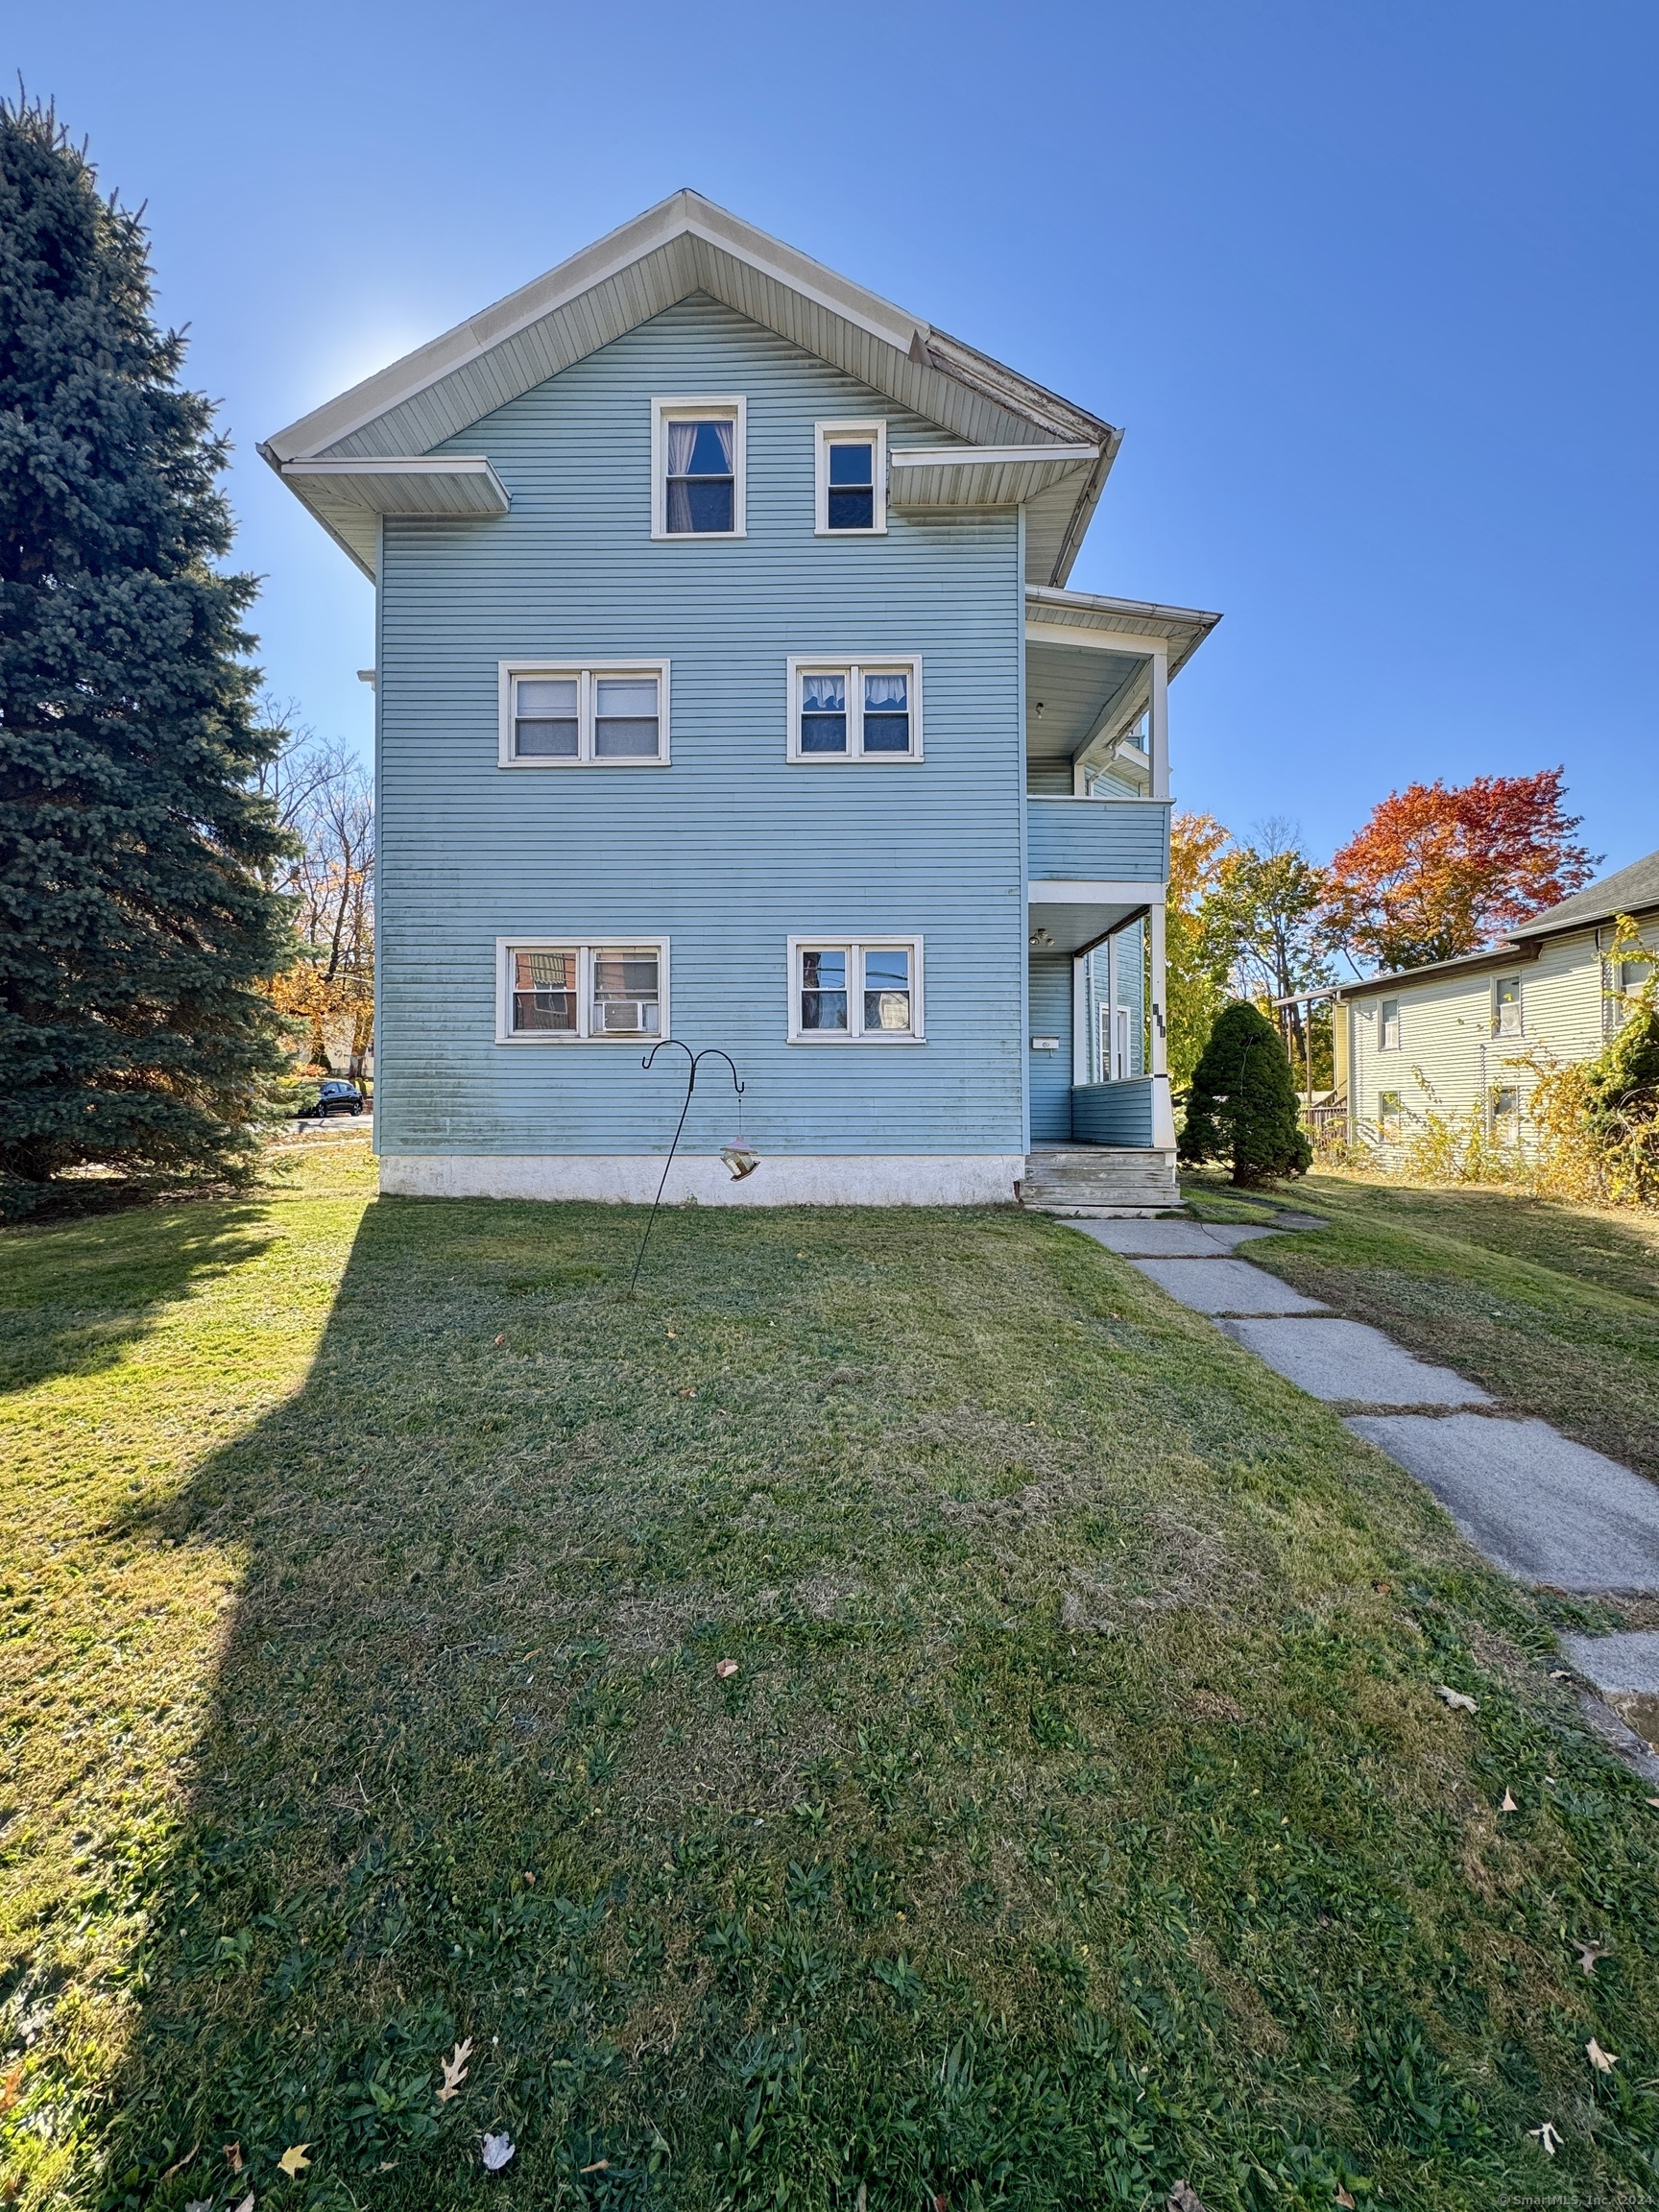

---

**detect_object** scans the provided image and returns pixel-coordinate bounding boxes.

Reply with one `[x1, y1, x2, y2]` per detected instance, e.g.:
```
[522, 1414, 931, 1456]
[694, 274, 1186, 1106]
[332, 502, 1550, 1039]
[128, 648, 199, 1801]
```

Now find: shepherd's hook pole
[629, 1041, 744, 1295]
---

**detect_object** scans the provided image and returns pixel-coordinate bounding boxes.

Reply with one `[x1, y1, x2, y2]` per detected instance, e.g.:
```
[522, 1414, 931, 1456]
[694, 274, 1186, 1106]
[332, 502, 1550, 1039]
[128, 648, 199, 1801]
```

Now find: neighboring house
[1336, 847, 1659, 1156]
[262, 192, 1217, 1208]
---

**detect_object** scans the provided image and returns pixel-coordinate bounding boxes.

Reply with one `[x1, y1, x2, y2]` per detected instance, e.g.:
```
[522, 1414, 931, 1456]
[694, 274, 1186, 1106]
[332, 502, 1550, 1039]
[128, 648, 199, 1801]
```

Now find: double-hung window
[1377, 1090, 1403, 1142]
[1379, 998, 1401, 1050]
[498, 940, 667, 1042]
[786, 658, 922, 760]
[814, 420, 887, 534]
[1494, 975, 1523, 1038]
[787, 937, 923, 1042]
[652, 397, 746, 537]
[498, 662, 669, 765]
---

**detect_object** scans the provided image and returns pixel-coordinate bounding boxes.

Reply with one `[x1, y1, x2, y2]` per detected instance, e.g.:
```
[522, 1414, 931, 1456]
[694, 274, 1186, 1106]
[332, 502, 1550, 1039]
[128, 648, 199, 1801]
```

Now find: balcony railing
[1026, 795, 1169, 884]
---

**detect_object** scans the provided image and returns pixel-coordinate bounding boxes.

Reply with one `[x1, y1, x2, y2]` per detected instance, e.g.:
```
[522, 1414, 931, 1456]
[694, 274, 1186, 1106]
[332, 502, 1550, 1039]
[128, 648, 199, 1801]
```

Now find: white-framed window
[785, 657, 922, 761]
[786, 936, 924, 1043]
[651, 397, 747, 538]
[496, 939, 668, 1043]
[497, 662, 669, 767]
[814, 419, 887, 535]
[1098, 1001, 1132, 1081]
[1493, 974, 1523, 1038]
[1380, 997, 1401, 1050]
[1492, 1084, 1522, 1135]
[1378, 1089, 1403, 1142]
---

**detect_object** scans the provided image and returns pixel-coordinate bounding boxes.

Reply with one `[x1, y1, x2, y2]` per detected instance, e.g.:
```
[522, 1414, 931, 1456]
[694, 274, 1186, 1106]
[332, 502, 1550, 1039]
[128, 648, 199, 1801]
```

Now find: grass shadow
[22, 1193, 1659, 2212]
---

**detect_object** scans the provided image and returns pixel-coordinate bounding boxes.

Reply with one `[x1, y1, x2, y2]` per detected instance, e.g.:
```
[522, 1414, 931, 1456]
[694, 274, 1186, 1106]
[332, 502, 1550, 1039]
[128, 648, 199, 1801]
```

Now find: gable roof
[259, 189, 1119, 586]
[1508, 846, 1659, 938]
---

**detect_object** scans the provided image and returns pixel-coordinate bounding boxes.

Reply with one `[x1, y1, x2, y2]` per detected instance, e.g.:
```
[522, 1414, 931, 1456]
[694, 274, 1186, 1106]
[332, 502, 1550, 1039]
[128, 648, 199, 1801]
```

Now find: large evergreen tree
[0, 96, 290, 1211]
[1178, 999, 1312, 1187]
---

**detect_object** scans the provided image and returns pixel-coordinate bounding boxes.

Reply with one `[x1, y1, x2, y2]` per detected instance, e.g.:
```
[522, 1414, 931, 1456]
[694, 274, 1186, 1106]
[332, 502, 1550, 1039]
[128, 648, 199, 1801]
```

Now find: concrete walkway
[1070, 1214, 1659, 1597]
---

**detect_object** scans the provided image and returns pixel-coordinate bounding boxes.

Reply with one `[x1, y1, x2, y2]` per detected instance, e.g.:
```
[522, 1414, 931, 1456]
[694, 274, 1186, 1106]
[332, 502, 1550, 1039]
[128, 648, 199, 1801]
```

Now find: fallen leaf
[1573, 1940, 1606, 1976]
[277, 2144, 311, 2178]
[1647, 1796, 1659, 1809]
[482, 2130, 516, 2173]
[187, 2201, 214, 2212]
[1336, 2191, 1357, 2210]
[1499, 1789, 1518, 1813]
[1528, 2121, 1562, 2156]
[666, 1330, 677, 1338]
[225, 2142, 245, 2174]
[493, 1334, 504, 1345]
[1167, 2183, 1208, 2212]
[161, 2145, 199, 2181]
[580, 2159, 610, 2174]
[714, 1658, 738, 1679]
[1587, 2037, 1619, 2073]
[0, 2064, 21, 2116]
[1434, 1685, 1477, 1713]
[437, 2036, 473, 2102]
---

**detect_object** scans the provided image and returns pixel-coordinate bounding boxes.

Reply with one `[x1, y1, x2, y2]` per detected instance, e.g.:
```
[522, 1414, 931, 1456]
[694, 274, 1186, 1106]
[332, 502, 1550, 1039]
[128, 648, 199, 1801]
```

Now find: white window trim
[814, 418, 887, 537]
[786, 935, 925, 1044]
[651, 396, 747, 540]
[1379, 998, 1402, 1051]
[495, 937, 670, 1045]
[497, 661, 671, 768]
[784, 656, 924, 762]
[1493, 975, 1525, 1038]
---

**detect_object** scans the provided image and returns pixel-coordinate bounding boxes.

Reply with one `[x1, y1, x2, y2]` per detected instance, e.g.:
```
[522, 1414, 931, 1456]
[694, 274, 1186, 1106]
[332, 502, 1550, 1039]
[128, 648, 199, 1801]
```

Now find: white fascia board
[1028, 880, 1167, 904]
[891, 443, 1099, 469]
[278, 454, 510, 508]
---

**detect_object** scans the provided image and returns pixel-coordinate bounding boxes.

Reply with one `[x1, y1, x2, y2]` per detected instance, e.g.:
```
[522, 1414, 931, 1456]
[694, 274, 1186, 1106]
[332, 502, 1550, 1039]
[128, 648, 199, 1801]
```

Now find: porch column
[1148, 650, 1169, 800]
[1106, 933, 1120, 1077]
[1149, 901, 1176, 1149]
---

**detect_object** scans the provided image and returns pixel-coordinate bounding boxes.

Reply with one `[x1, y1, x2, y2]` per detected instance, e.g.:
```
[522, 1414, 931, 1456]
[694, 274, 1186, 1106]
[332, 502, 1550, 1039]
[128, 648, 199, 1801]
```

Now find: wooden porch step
[1021, 1147, 1180, 1216]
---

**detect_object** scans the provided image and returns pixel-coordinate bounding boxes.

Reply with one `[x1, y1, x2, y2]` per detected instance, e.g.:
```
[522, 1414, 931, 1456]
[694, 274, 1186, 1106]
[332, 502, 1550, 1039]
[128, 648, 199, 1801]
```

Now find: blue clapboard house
[263, 193, 1218, 1210]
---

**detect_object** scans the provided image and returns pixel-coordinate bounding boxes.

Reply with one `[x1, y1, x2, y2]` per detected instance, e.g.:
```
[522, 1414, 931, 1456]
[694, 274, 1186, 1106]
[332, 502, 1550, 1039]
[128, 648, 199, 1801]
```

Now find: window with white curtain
[787, 937, 924, 1042]
[652, 397, 746, 537]
[785, 658, 922, 760]
[497, 663, 669, 765]
[498, 940, 667, 1042]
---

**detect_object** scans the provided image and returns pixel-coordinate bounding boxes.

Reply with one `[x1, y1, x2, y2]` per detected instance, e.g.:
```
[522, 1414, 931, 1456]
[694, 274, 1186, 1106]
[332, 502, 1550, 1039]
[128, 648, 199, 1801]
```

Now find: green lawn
[5, 1135, 1659, 2211]
[1185, 1171, 1659, 1492]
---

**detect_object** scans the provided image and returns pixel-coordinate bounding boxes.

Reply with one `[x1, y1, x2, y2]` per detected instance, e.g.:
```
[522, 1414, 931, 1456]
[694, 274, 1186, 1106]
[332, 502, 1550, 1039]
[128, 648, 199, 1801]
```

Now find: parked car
[298, 1080, 367, 1119]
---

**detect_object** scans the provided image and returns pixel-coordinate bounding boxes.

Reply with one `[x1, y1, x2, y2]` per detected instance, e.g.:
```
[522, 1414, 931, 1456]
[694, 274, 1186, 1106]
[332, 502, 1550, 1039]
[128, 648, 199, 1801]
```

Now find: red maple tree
[1323, 769, 1599, 974]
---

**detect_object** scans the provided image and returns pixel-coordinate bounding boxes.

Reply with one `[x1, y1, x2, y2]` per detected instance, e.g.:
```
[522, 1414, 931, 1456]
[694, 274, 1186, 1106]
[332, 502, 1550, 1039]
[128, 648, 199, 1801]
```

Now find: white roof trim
[260, 190, 1121, 587]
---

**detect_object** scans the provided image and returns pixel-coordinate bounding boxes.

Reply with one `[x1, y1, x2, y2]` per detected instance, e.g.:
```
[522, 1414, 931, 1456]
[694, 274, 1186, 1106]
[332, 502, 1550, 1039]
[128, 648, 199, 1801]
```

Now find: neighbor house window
[814, 420, 887, 535]
[1494, 975, 1523, 1037]
[1380, 998, 1401, 1050]
[1378, 1090, 1403, 1142]
[498, 663, 669, 765]
[498, 940, 667, 1042]
[1492, 1085, 1521, 1135]
[652, 397, 746, 538]
[787, 937, 923, 1042]
[786, 658, 922, 760]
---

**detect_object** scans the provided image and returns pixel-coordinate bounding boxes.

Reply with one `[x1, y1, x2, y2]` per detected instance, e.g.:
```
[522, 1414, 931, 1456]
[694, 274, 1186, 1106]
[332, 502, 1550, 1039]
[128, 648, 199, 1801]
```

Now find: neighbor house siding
[374, 294, 1026, 1161]
[1345, 923, 1645, 1156]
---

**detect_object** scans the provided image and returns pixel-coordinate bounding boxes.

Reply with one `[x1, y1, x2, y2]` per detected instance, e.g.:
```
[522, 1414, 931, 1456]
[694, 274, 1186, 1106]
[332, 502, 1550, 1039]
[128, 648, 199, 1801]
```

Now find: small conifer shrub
[1178, 999, 1313, 1187]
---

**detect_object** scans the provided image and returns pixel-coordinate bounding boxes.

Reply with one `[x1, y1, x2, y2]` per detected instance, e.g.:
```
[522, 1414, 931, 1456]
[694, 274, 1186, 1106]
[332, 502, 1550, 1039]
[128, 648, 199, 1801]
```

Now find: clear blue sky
[16, 0, 1657, 870]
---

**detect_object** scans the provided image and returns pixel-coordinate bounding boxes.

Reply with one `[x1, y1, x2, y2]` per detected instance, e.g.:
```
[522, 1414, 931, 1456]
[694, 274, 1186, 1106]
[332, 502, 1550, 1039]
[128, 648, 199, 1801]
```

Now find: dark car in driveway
[298, 1080, 367, 1119]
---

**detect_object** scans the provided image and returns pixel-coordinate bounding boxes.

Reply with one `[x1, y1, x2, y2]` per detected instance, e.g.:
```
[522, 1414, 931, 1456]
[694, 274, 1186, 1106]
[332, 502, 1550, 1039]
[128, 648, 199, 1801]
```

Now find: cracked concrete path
[1561, 1628, 1659, 1690]
[1348, 1415, 1659, 1592]
[1130, 1258, 1328, 1315]
[1072, 1220, 1281, 1258]
[1218, 1316, 1493, 1406]
[1070, 1209, 1659, 1600]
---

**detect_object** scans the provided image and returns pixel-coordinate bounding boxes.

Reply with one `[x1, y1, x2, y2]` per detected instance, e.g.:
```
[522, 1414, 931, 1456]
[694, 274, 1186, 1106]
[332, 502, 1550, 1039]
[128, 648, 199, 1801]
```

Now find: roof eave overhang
[1336, 940, 1545, 998]
[262, 190, 1121, 584]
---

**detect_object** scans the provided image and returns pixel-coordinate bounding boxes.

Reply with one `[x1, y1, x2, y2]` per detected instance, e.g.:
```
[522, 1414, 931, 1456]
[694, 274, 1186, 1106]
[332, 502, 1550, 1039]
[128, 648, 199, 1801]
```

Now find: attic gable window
[652, 397, 746, 538]
[815, 420, 887, 535]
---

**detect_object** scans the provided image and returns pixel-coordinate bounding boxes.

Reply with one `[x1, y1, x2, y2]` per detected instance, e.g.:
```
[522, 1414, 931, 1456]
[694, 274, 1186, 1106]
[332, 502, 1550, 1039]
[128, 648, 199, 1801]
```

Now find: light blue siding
[1026, 798, 1169, 882]
[1027, 954, 1072, 1142]
[1071, 1078, 1155, 1146]
[376, 295, 1026, 1160]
